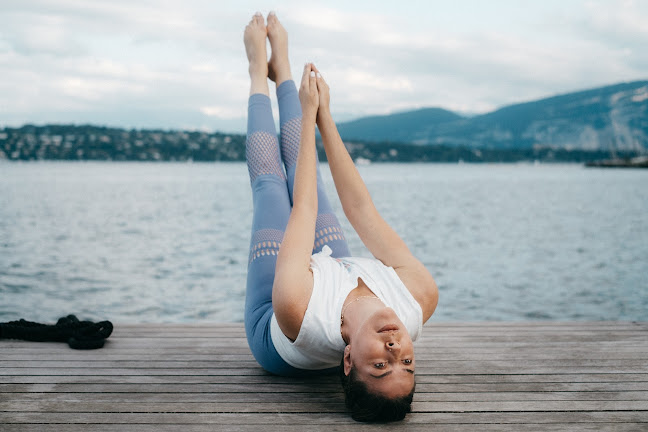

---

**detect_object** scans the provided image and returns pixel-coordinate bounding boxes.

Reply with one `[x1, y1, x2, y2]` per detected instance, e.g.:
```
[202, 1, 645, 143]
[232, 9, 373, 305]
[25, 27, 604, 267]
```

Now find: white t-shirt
[270, 245, 423, 370]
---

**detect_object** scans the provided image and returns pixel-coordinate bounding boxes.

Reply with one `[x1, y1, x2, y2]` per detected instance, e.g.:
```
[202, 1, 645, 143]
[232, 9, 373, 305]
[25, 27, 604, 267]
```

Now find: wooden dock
[1, 322, 647, 431]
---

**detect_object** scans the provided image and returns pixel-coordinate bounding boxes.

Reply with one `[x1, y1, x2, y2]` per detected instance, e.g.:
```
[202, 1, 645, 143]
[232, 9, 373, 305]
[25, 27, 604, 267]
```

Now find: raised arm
[314, 69, 438, 320]
[272, 64, 321, 340]
[314, 70, 409, 268]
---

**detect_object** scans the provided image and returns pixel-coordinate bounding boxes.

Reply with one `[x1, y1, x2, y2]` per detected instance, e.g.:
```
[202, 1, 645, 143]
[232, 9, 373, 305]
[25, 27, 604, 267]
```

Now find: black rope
[0, 315, 113, 349]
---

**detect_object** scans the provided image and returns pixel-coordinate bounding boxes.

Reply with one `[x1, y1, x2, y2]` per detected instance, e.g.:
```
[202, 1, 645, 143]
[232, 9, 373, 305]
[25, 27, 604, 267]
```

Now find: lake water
[1, 162, 647, 324]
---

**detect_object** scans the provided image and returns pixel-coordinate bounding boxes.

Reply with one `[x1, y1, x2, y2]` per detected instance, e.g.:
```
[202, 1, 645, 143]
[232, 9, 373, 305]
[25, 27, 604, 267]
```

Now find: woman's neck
[340, 282, 385, 344]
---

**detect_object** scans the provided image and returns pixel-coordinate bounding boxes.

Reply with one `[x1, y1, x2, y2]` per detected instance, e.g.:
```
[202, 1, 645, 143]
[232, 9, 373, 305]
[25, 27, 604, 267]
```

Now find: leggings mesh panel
[246, 131, 286, 183]
[313, 213, 347, 251]
[249, 228, 284, 264]
[280, 117, 301, 169]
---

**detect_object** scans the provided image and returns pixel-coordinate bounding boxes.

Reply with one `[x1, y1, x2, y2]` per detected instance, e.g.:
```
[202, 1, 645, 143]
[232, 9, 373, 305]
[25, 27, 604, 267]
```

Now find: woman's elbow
[421, 277, 439, 321]
[428, 279, 439, 315]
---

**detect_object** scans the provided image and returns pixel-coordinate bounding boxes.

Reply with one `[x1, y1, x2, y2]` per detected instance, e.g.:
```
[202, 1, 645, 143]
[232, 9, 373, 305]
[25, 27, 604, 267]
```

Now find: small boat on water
[585, 155, 648, 168]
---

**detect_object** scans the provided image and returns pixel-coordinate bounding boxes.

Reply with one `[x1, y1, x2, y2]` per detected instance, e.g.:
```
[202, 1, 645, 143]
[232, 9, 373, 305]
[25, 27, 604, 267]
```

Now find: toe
[254, 11, 263, 25]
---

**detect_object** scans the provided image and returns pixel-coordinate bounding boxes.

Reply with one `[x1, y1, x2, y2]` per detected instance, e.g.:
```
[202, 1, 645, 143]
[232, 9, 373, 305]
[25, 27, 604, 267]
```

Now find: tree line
[0, 124, 630, 163]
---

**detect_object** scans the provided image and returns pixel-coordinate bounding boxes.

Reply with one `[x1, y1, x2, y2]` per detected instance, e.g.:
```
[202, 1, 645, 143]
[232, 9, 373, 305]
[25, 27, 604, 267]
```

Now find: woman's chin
[369, 307, 404, 330]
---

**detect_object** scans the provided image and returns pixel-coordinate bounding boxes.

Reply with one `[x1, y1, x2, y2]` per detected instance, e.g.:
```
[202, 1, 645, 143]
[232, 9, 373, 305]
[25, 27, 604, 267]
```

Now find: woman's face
[344, 307, 416, 398]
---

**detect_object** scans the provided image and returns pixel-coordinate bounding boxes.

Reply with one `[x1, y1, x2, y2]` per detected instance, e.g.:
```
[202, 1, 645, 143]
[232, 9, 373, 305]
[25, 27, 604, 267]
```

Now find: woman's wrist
[302, 110, 317, 125]
[316, 106, 331, 123]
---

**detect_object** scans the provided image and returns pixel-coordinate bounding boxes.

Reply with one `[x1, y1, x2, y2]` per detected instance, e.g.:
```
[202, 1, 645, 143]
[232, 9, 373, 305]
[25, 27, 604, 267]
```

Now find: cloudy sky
[1, 0, 646, 133]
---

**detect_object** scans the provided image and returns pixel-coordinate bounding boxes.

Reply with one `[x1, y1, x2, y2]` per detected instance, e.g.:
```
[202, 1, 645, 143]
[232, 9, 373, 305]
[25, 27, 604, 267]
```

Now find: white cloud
[0, 0, 646, 132]
[200, 105, 245, 119]
[3, 14, 85, 56]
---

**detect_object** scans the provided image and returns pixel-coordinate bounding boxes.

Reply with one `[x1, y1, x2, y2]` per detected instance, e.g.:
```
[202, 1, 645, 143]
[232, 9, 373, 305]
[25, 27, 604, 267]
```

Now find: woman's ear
[343, 344, 352, 376]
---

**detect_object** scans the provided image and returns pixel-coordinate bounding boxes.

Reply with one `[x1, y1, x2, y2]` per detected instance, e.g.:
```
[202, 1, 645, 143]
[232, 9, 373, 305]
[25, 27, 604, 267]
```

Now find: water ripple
[1, 162, 647, 323]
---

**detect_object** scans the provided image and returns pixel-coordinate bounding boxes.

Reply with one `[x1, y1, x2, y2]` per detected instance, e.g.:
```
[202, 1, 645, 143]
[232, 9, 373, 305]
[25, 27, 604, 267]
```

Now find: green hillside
[336, 80, 648, 151]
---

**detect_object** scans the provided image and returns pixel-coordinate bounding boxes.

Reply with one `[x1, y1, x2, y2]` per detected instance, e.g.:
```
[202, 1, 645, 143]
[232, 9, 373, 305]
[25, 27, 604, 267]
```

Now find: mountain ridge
[336, 80, 648, 152]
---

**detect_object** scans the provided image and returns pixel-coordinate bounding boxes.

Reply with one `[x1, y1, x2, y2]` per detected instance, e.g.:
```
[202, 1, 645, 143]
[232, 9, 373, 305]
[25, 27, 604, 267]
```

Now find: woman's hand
[311, 65, 330, 115]
[299, 63, 319, 122]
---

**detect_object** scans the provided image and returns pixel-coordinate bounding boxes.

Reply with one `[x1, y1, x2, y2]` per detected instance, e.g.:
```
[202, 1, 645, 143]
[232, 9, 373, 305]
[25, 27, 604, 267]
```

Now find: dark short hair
[339, 358, 414, 422]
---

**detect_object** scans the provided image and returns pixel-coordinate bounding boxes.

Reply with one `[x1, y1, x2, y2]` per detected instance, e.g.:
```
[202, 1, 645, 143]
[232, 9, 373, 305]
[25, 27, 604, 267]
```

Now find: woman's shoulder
[272, 270, 314, 342]
[275, 250, 349, 342]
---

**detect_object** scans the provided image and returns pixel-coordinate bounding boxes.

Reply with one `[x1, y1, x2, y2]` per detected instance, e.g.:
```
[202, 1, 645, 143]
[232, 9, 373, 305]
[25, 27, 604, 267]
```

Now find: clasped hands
[299, 63, 330, 124]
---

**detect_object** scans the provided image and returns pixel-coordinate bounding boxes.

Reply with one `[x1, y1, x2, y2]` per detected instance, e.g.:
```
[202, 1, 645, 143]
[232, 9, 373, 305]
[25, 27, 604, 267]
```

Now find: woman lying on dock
[243, 12, 438, 422]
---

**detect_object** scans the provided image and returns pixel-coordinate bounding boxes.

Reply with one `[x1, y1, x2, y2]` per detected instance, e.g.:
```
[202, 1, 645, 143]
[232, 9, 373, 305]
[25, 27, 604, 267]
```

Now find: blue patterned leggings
[245, 80, 350, 376]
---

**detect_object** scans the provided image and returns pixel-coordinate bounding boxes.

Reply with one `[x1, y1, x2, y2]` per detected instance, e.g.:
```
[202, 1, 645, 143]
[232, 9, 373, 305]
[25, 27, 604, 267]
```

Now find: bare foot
[244, 12, 269, 95]
[266, 11, 292, 85]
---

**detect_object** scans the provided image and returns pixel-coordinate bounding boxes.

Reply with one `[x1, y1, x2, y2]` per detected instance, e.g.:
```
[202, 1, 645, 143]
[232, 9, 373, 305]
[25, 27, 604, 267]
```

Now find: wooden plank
[3, 381, 648, 393]
[1, 321, 647, 430]
[2, 348, 647, 360]
[2, 359, 647, 370]
[4, 373, 647, 385]
[1, 399, 648, 413]
[2, 411, 648, 425]
[4, 331, 647, 344]
[18, 329, 648, 340]
[3, 341, 646, 352]
[4, 390, 648, 403]
[2, 365, 647, 375]
[106, 330, 645, 338]
[1, 425, 647, 432]
[112, 321, 645, 328]
[4, 347, 646, 358]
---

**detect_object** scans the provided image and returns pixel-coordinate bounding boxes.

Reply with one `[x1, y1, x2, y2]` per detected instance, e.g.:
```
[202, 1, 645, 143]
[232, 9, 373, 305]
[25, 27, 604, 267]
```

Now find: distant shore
[1, 124, 642, 164]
